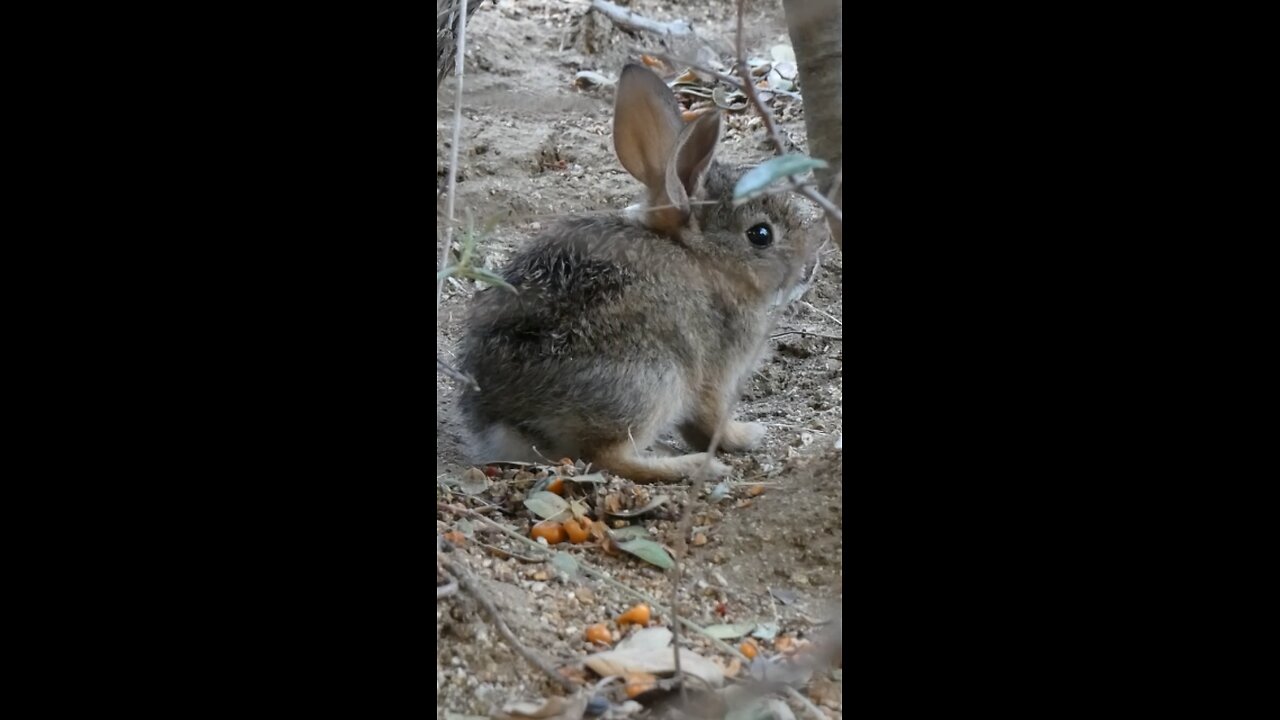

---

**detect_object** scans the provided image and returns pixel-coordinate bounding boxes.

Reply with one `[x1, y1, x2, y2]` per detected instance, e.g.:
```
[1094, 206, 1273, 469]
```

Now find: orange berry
[585, 623, 612, 645]
[547, 477, 565, 495]
[740, 638, 759, 659]
[531, 521, 566, 544]
[564, 519, 589, 544]
[617, 603, 651, 627]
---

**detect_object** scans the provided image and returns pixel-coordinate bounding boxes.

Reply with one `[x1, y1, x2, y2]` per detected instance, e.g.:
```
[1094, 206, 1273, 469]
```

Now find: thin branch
[438, 357, 481, 391]
[436, 578, 459, 598]
[771, 330, 843, 342]
[438, 0, 469, 310]
[590, 0, 692, 37]
[654, 52, 805, 102]
[733, 0, 842, 228]
[799, 299, 843, 327]
[438, 551, 579, 694]
[796, 184, 842, 223]
[653, 53, 746, 90]
[437, 500, 845, 715]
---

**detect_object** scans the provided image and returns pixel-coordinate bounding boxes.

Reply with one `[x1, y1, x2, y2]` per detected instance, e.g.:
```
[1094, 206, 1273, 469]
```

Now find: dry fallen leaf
[498, 695, 589, 720]
[624, 672, 658, 698]
[673, 68, 699, 84]
[584, 638, 724, 688]
[460, 467, 490, 494]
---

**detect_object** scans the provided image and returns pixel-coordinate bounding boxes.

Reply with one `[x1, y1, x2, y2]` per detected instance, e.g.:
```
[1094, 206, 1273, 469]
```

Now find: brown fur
[456, 64, 814, 482]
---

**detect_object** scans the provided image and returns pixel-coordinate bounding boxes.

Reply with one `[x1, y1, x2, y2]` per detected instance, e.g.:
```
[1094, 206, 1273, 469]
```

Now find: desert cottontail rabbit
[456, 63, 816, 482]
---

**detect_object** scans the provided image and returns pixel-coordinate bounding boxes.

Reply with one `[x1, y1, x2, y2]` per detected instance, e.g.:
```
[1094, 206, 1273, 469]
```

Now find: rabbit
[455, 62, 817, 483]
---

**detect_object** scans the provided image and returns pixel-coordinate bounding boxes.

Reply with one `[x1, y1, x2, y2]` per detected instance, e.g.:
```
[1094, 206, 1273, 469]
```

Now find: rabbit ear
[613, 63, 692, 233]
[613, 64, 682, 189]
[663, 111, 721, 217]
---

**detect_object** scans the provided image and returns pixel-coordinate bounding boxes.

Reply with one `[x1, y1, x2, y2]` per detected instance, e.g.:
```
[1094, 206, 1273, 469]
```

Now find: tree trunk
[782, 0, 842, 250]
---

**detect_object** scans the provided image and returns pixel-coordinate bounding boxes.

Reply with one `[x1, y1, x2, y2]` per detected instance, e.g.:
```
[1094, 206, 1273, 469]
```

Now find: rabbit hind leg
[589, 443, 730, 484]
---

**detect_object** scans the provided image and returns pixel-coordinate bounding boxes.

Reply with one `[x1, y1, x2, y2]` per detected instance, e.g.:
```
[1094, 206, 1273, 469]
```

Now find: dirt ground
[437, 1, 842, 717]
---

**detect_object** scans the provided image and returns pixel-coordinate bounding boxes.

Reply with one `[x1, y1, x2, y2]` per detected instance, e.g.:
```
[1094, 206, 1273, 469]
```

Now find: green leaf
[733, 154, 829, 203]
[550, 552, 581, 577]
[609, 525, 652, 541]
[751, 622, 779, 640]
[616, 538, 674, 570]
[709, 481, 731, 502]
[524, 491, 570, 520]
[703, 622, 758, 640]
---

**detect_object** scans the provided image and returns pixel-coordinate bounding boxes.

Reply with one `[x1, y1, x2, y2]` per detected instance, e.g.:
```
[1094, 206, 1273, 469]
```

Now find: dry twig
[771, 330, 843, 342]
[590, 0, 693, 37]
[438, 0, 469, 310]
[733, 0, 842, 227]
[437, 577, 459, 599]
[438, 357, 481, 391]
[437, 501, 842, 718]
[438, 550, 579, 693]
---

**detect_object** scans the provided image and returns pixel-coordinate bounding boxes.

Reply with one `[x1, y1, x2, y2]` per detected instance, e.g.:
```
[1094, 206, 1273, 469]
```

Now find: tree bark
[782, 0, 842, 250]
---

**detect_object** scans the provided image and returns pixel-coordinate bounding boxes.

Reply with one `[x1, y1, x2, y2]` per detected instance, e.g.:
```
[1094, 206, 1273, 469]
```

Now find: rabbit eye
[746, 223, 773, 247]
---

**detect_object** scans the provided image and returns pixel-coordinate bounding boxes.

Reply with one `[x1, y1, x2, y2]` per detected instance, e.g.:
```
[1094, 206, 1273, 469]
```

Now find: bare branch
[436, 577, 459, 598]
[771, 330, 843, 342]
[438, 357, 481, 391]
[438, 551, 579, 693]
[437, 502, 846, 703]
[797, 184, 843, 223]
[590, 0, 692, 37]
[733, 0, 842, 229]
[438, 0, 469, 310]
